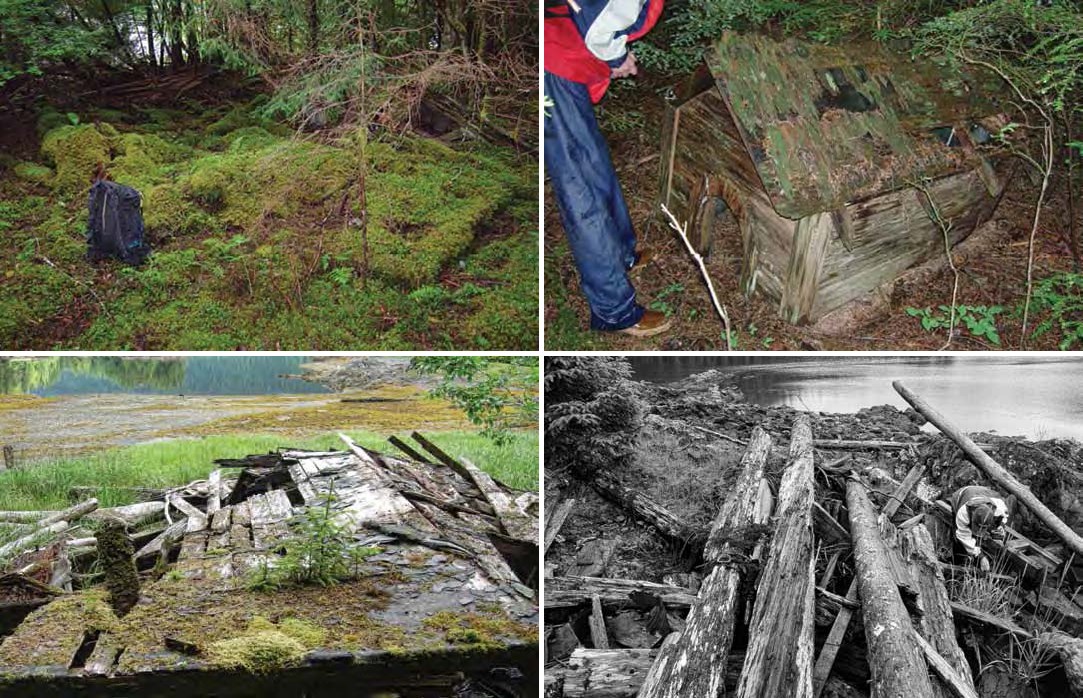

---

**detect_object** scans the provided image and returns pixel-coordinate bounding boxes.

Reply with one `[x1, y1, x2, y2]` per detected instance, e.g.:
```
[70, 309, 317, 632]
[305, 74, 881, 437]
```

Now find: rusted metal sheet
[705, 31, 1006, 219]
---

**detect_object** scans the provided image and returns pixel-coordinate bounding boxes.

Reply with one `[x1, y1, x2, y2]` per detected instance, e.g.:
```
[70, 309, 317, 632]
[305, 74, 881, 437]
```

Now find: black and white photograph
[544, 355, 1083, 698]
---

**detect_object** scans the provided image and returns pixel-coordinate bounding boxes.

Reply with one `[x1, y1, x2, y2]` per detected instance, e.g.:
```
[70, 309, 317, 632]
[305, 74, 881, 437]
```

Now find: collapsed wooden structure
[0, 432, 539, 697]
[546, 385, 1083, 697]
[655, 32, 1011, 324]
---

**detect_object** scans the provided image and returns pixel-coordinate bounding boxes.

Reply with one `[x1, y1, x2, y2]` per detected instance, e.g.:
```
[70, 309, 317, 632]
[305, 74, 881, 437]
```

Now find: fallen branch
[661, 203, 734, 350]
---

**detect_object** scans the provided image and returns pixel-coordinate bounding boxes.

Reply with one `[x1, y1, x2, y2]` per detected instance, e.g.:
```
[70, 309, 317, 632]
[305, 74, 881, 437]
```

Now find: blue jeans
[544, 71, 644, 330]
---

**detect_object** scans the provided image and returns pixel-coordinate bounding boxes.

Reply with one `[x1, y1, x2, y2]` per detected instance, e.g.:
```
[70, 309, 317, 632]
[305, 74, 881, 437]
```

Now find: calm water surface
[0, 357, 327, 396]
[630, 357, 1083, 441]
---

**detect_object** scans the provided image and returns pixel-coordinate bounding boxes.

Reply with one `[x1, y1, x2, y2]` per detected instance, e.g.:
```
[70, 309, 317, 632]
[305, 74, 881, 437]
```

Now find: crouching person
[951, 485, 1009, 572]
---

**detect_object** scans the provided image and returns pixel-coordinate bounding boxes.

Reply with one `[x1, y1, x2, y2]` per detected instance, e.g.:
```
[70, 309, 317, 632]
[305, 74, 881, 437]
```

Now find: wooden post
[736, 416, 816, 698]
[2, 445, 14, 470]
[894, 380, 1083, 558]
[845, 478, 935, 698]
[638, 428, 774, 698]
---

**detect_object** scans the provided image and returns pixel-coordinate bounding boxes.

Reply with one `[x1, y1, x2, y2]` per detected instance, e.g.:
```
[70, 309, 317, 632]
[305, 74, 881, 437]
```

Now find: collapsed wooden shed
[656, 32, 1012, 323]
[0, 432, 538, 697]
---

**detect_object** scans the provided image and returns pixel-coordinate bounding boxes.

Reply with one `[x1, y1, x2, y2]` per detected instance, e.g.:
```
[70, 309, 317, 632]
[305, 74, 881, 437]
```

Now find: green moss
[0, 591, 118, 667]
[40, 124, 119, 197]
[207, 630, 306, 674]
[12, 162, 52, 184]
[419, 608, 536, 651]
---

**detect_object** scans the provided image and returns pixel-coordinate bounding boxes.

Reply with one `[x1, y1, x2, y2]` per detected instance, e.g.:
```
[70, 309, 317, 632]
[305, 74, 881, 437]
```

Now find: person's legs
[544, 71, 643, 331]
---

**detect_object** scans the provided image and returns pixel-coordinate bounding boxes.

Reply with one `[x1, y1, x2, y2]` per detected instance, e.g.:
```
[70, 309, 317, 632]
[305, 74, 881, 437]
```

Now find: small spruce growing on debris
[248, 479, 379, 590]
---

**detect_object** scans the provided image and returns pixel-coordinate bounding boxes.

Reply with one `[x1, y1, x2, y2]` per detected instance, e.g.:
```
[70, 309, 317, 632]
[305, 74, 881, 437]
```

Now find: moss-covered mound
[0, 102, 537, 349]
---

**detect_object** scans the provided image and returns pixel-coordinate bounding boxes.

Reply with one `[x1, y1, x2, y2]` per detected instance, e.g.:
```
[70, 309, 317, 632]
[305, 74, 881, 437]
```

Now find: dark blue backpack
[87, 180, 151, 265]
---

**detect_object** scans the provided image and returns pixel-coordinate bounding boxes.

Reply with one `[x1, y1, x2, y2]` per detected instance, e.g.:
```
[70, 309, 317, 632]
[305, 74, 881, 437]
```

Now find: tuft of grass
[0, 429, 537, 512]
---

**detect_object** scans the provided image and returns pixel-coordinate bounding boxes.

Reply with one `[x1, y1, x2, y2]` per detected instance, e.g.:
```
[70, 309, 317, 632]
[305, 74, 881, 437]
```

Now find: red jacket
[544, 0, 664, 103]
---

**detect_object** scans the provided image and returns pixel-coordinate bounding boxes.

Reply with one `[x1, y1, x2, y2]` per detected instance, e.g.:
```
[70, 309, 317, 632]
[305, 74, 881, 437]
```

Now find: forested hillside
[0, 0, 537, 350]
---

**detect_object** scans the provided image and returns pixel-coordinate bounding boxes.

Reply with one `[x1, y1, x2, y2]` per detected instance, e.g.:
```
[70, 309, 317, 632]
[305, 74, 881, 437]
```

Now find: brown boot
[629, 247, 655, 273]
[616, 310, 672, 338]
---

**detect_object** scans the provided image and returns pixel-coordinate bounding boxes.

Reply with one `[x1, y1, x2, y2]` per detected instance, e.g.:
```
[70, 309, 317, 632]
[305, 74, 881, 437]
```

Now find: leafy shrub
[906, 304, 1005, 345]
[1027, 272, 1083, 349]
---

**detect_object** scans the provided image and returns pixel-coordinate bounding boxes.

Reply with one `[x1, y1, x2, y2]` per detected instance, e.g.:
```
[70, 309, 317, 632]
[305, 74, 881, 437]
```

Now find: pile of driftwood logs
[0, 432, 538, 696]
[545, 381, 1083, 698]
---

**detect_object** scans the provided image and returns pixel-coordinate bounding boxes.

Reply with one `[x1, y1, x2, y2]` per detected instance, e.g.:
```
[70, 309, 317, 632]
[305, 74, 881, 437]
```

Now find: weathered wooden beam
[638, 428, 774, 698]
[911, 629, 979, 698]
[410, 431, 474, 482]
[589, 594, 609, 650]
[544, 498, 576, 555]
[737, 417, 816, 698]
[387, 435, 432, 464]
[845, 478, 935, 697]
[813, 502, 850, 545]
[167, 495, 207, 533]
[895, 380, 1083, 558]
[459, 456, 536, 544]
[205, 470, 222, 518]
[545, 576, 698, 611]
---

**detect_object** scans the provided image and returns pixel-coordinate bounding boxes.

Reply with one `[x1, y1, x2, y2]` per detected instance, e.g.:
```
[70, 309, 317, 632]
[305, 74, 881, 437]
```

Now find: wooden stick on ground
[736, 416, 817, 698]
[894, 380, 1083, 558]
[637, 428, 774, 698]
[845, 478, 935, 698]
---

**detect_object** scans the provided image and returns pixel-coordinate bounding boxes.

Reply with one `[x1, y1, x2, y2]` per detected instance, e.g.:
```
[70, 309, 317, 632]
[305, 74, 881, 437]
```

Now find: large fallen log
[737, 416, 817, 698]
[814, 460, 927, 697]
[894, 380, 1083, 558]
[592, 472, 701, 547]
[845, 478, 935, 697]
[37, 499, 98, 527]
[88, 501, 167, 527]
[637, 427, 774, 698]
[1038, 631, 1083, 698]
[899, 524, 976, 697]
[0, 521, 69, 559]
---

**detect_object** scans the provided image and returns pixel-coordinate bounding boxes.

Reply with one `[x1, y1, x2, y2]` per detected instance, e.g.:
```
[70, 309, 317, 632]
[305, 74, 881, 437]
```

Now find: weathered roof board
[0, 447, 538, 696]
[706, 31, 1006, 219]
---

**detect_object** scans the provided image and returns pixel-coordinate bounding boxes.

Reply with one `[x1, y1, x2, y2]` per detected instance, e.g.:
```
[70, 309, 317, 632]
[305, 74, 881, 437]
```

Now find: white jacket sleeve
[582, 0, 648, 64]
[955, 505, 982, 558]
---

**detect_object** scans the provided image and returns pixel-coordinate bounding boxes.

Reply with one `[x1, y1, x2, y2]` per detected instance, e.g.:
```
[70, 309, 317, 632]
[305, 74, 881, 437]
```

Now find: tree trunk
[637, 428, 773, 698]
[737, 416, 817, 698]
[146, 1, 155, 69]
[1039, 631, 1083, 697]
[845, 478, 935, 698]
[307, 0, 319, 55]
[894, 380, 1083, 558]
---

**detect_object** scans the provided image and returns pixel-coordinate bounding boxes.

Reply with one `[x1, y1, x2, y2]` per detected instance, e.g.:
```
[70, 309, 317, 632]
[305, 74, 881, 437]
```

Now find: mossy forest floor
[0, 93, 538, 349]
